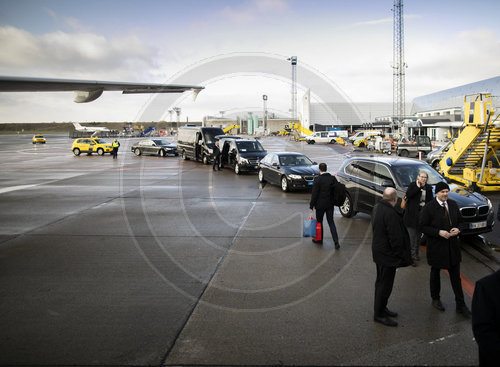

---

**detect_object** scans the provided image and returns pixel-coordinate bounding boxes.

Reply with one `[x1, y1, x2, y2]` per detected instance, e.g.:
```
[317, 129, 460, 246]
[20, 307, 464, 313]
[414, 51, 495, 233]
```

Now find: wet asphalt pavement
[0, 134, 498, 366]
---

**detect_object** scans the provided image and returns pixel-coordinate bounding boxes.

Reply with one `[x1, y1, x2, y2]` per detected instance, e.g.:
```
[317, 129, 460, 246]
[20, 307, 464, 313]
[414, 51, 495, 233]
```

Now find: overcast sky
[1, 0, 499, 123]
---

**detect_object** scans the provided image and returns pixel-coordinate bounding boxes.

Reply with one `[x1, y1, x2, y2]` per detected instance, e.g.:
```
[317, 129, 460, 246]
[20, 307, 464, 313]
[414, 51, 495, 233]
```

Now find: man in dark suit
[472, 270, 500, 366]
[371, 187, 412, 327]
[309, 162, 340, 249]
[420, 181, 471, 317]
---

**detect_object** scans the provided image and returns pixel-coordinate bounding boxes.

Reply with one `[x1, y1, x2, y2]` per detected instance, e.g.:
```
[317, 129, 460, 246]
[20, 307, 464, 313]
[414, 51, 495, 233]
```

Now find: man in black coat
[403, 170, 433, 265]
[472, 270, 500, 366]
[419, 181, 471, 317]
[212, 141, 221, 171]
[371, 187, 412, 327]
[309, 162, 340, 249]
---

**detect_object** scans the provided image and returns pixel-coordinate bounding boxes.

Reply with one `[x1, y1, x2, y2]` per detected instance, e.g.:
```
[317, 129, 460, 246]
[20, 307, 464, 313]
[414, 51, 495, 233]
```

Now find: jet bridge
[439, 93, 500, 191]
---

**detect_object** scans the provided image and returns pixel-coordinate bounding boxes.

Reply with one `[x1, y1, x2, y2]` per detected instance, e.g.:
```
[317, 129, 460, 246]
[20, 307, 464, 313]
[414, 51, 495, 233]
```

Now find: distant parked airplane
[72, 122, 110, 133]
[0, 76, 204, 103]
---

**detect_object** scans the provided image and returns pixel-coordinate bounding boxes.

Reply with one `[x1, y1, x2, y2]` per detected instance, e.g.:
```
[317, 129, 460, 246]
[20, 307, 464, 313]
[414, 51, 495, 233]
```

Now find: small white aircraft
[72, 122, 110, 133]
[0, 76, 204, 102]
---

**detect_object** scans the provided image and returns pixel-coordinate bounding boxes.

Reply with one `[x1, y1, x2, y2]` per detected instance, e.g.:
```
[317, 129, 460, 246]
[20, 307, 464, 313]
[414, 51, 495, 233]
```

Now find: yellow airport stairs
[288, 122, 313, 136]
[223, 124, 240, 134]
[440, 93, 500, 191]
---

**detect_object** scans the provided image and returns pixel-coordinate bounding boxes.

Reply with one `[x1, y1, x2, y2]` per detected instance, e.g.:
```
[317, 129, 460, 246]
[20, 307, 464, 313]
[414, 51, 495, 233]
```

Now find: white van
[348, 130, 383, 142]
[306, 131, 344, 144]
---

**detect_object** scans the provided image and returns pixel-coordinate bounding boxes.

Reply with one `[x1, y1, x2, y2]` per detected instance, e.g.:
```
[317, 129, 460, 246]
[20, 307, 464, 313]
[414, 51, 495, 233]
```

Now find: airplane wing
[0, 76, 204, 103]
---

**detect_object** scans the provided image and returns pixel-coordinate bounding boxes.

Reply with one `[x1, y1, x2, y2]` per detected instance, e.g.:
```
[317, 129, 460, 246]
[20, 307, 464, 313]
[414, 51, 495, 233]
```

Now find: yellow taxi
[71, 138, 113, 156]
[32, 135, 46, 144]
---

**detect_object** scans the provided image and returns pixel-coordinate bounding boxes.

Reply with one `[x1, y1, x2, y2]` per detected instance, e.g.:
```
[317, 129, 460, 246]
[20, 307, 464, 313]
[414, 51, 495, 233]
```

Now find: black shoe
[335, 242, 340, 249]
[432, 299, 445, 311]
[383, 308, 398, 317]
[374, 316, 398, 327]
[456, 305, 472, 318]
[312, 239, 323, 245]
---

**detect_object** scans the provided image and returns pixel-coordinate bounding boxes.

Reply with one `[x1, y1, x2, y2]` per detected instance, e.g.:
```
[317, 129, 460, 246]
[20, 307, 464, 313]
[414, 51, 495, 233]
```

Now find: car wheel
[134, 148, 141, 156]
[310, 140, 315, 144]
[258, 169, 266, 183]
[182, 150, 189, 160]
[202, 154, 209, 165]
[432, 160, 440, 169]
[399, 149, 409, 157]
[339, 193, 355, 218]
[358, 142, 365, 148]
[97, 148, 104, 156]
[159, 149, 166, 157]
[281, 176, 289, 192]
[73, 148, 81, 156]
[234, 164, 240, 175]
[330, 139, 336, 144]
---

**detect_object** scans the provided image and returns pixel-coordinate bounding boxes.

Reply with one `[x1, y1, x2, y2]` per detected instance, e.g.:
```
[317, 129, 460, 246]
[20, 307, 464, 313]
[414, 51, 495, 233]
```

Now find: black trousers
[112, 148, 118, 159]
[212, 155, 220, 170]
[315, 207, 339, 243]
[430, 264, 465, 307]
[374, 264, 396, 317]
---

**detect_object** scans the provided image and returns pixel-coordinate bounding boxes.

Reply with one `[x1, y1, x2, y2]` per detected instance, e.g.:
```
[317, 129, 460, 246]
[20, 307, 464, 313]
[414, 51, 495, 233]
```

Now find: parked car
[71, 138, 113, 156]
[258, 152, 319, 192]
[336, 156, 495, 236]
[32, 134, 46, 144]
[218, 137, 267, 174]
[305, 131, 343, 144]
[177, 126, 224, 164]
[426, 140, 455, 169]
[131, 139, 178, 157]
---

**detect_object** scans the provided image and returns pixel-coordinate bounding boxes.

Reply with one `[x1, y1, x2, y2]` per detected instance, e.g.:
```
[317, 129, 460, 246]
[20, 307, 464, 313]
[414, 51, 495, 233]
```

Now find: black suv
[219, 137, 267, 174]
[336, 156, 495, 236]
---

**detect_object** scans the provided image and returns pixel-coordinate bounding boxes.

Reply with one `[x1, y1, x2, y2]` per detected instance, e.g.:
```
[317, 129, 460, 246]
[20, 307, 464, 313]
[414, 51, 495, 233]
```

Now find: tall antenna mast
[392, 0, 407, 136]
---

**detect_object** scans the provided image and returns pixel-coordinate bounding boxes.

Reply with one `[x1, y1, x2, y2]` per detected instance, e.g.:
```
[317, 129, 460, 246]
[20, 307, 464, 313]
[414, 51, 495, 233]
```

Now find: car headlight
[487, 198, 492, 210]
[288, 174, 302, 180]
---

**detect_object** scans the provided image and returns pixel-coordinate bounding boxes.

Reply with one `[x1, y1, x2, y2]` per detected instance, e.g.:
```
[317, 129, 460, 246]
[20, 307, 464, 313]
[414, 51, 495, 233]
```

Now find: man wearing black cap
[419, 181, 471, 318]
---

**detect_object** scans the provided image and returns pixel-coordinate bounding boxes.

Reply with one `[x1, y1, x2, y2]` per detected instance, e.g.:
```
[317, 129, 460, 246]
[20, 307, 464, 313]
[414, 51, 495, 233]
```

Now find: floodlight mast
[288, 56, 297, 120]
[392, 0, 407, 138]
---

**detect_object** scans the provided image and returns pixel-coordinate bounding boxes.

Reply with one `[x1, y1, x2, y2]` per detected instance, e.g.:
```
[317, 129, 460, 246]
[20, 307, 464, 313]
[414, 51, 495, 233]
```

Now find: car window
[353, 161, 375, 182]
[344, 162, 357, 176]
[392, 164, 442, 186]
[373, 163, 394, 185]
[279, 155, 312, 166]
[271, 155, 279, 165]
[94, 139, 107, 144]
[236, 141, 265, 152]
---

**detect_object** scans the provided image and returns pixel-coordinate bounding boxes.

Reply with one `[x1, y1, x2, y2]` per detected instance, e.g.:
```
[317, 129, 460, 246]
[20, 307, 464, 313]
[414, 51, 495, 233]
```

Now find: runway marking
[428, 333, 457, 344]
[0, 184, 40, 194]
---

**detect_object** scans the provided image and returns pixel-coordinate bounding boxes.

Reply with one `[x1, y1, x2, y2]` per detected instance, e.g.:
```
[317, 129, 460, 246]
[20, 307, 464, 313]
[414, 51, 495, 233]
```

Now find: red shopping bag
[313, 221, 322, 242]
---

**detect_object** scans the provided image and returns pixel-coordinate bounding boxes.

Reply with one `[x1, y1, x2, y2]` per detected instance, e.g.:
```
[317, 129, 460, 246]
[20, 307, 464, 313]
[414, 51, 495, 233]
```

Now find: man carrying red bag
[309, 162, 340, 249]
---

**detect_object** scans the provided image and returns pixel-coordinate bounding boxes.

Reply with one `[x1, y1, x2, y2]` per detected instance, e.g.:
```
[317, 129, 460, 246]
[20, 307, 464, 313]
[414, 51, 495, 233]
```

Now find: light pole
[262, 94, 268, 134]
[287, 56, 297, 120]
[173, 107, 181, 127]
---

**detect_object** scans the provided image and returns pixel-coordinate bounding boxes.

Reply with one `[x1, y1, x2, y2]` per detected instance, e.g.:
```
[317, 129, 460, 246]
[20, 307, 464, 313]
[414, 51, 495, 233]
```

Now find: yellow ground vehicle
[71, 138, 113, 156]
[439, 93, 500, 191]
[32, 135, 46, 144]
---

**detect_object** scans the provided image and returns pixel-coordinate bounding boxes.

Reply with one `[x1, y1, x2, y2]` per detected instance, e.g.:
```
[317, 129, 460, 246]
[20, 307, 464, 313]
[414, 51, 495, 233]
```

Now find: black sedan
[131, 139, 178, 157]
[258, 152, 319, 192]
[336, 156, 495, 236]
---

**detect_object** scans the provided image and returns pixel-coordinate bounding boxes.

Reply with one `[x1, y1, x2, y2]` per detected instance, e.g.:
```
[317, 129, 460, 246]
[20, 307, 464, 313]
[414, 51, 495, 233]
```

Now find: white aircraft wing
[0, 76, 204, 103]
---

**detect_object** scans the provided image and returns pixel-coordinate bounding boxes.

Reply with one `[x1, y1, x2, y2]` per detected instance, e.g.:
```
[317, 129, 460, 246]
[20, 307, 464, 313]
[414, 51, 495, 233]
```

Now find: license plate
[469, 221, 487, 229]
[307, 181, 313, 186]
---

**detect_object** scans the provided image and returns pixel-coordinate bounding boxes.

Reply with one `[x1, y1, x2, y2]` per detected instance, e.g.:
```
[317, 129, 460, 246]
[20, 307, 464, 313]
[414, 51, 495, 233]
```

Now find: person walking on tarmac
[403, 170, 433, 266]
[212, 141, 221, 171]
[112, 138, 120, 159]
[419, 181, 472, 318]
[371, 187, 412, 327]
[309, 162, 340, 249]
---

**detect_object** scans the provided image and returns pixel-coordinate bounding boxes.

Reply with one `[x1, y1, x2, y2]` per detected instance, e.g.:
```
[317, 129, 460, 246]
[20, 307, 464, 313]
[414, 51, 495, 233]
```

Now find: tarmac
[0, 134, 499, 366]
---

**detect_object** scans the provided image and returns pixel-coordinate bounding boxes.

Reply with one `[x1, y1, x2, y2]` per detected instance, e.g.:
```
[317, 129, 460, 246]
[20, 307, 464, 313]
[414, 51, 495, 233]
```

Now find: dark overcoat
[309, 173, 337, 211]
[371, 200, 412, 268]
[472, 270, 500, 367]
[419, 198, 462, 268]
[403, 181, 433, 228]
